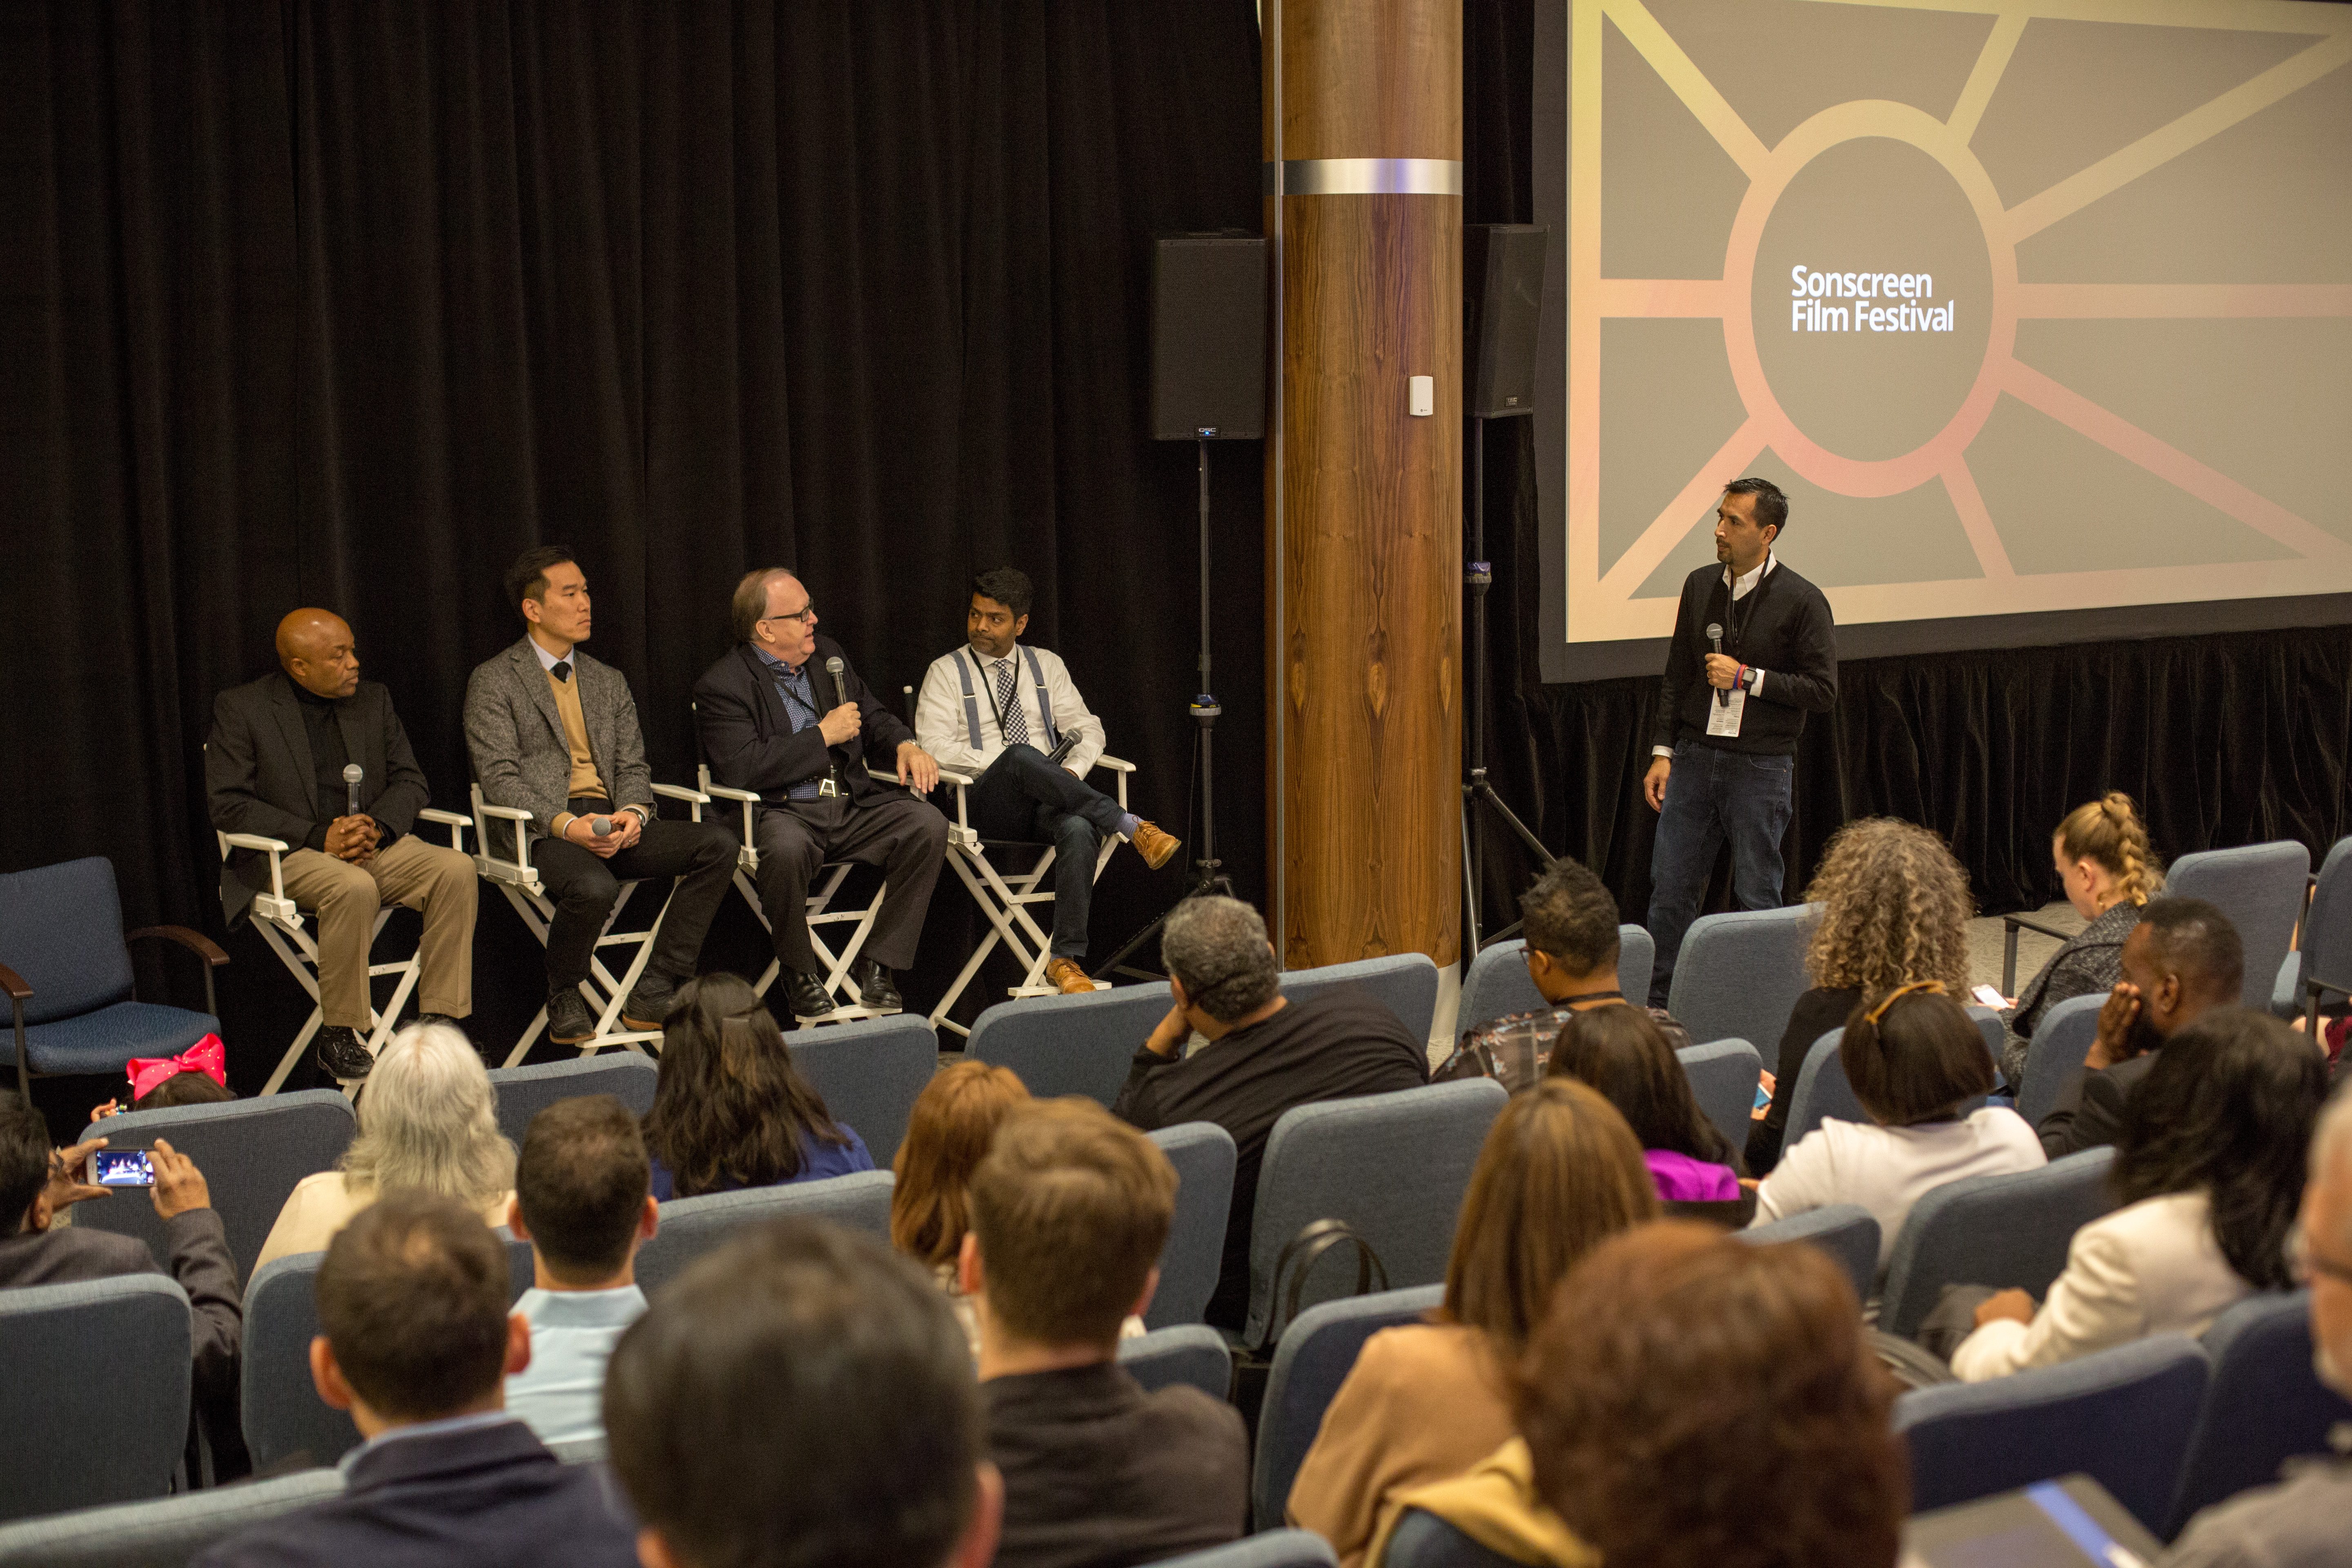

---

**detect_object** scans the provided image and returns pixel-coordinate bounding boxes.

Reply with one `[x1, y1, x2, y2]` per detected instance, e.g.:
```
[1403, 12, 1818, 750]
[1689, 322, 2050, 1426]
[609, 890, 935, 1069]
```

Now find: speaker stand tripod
[1096, 435, 1236, 980]
[1462, 411, 1560, 951]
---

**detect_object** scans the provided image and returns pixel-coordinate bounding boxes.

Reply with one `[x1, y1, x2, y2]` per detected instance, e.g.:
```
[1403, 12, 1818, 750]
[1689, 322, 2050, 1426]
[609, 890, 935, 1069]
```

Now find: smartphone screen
[90, 1148, 155, 1187]
[1970, 984, 2007, 1009]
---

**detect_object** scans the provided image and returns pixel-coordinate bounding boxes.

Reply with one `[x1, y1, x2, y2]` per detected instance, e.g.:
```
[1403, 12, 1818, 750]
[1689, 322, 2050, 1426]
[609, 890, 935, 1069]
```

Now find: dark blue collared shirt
[752, 647, 826, 801]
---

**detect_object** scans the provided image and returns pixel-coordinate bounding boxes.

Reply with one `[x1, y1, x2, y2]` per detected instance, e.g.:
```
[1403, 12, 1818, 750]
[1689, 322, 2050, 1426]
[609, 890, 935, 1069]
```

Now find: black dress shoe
[621, 976, 679, 1032]
[854, 959, 904, 1013]
[547, 988, 598, 1045]
[315, 1025, 375, 1080]
[785, 970, 837, 1022]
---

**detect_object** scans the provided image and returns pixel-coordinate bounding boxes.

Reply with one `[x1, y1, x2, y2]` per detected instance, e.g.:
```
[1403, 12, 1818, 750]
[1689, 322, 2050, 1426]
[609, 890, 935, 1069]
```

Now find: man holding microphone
[1642, 478, 1838, 1005]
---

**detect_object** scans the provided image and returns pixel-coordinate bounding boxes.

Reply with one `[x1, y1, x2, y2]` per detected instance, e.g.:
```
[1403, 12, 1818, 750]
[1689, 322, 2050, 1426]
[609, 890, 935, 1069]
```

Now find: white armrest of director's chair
[929, 753, 1135, 853]
[695, 767, 762, 871]
[416, 807, 472, 850]
[470, 790, 539, 889]
[218, 831, 299, 927]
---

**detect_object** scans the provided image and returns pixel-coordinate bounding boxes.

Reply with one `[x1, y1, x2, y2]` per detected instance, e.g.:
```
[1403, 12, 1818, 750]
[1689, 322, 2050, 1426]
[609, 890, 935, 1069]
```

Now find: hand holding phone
[1971, 983, 2010, 1010]
[87, 1147, 155, 1187]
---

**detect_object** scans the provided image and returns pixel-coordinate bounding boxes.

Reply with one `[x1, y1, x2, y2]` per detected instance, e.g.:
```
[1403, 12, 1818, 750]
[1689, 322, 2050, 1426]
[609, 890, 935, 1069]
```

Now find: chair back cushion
[1781, 1027, 1867, 1152]
[488, 1055, 659, 1149]
[1895, 1334, 2209, 1532]
[1455, 928, 1653, 1039]
[1666, 904, 1819, 1057]
[1252, 1285, 1447, 1530]
[2285, 836, 2352, 1009]
[2016, 994, 2102, 1128]
[1280, 955, 1441, 1044]
[2167, 841, 2313, 1010]
[786, 1013, 938, 1165]
[76, 1091, 358, 1285]
[1248, 1080, 1507, 1344]
[2167, 1289, 2352, 1537]
[969, 985, 1173, 1106]
[0, 1467, 345, 1567]
[243, 1253, 363, 1470]
[0, 1276, 190, 1522]
[1117, 1323, 1233, 1402]
[1147, 1122, 1236, 1329]
[1383, 1508, 1530, 1568]
[1738, 1203, 1880, 1304]
[0, 858, 136, 1024]
[1149, 1528, 1339, 1568]
[1675, 1038, 1761, 1150]
[635, 1169, 896, 1295]
[1878, 1148, 2120, 1339]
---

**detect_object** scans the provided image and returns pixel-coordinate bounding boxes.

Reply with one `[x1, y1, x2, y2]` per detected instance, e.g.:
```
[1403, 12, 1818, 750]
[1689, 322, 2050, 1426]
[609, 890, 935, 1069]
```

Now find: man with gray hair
[2165, 1085, 2352, 1568]
[1112, 896, 1426, 1329]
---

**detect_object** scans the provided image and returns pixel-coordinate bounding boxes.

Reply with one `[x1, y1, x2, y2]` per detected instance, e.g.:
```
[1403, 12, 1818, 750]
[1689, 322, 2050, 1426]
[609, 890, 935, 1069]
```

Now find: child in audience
[1544, 1003, 1749, 1218]
[90, 1036, 237, 1120]
[1286, 1080, 1657, 1568]
[640, 973, 872, 1200]
[503, 1095, 657, 1446]
[1948, 1009, 2321, 1380]
[891, 1059, 1032, 1356]
[1751, 983, 2042, 1276]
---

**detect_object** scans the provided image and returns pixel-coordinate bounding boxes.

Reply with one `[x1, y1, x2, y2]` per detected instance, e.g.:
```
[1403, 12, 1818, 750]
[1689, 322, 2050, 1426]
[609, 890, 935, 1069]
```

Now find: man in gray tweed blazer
[463, 547, 736, 1045]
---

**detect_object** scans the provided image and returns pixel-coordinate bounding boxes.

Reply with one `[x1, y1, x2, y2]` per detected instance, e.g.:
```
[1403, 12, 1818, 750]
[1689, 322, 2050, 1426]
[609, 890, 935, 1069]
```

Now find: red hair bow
[127, 1035, 227, 1102]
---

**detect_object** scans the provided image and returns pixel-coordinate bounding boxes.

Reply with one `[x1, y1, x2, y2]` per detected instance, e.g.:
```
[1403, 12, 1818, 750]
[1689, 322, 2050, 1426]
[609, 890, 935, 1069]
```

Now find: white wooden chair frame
[926, 754, 1134, 1037]
[216, 808, 475, 1096]
[469, 781, 710, 1066]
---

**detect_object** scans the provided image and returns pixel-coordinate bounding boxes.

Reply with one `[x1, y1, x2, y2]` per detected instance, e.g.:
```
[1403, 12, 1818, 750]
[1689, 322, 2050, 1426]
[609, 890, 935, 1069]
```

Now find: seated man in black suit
[2038, 895, 2243, 1159]
[1112, 895, 1430, 1330]
[694, 568, 949, 1021]
[605, 1218, 1003, 1568]
[208, 608, 477, 1080]
[197, 1192, 637, 1568]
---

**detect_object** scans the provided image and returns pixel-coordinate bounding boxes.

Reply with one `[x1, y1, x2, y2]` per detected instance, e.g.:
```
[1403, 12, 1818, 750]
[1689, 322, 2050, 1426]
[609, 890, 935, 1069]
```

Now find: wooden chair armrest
[126, 927, 230, 967]
[0, 961, 29, 1002]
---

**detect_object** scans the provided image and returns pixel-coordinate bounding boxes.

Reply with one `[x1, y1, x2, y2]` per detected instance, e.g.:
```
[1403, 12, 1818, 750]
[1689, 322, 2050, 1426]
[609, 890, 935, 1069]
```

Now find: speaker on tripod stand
[1461, 224, 1561, 950]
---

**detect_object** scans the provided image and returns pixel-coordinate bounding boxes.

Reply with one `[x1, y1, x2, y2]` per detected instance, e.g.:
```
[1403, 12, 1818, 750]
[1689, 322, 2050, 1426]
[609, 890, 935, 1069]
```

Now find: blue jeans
[1645, 740, 1795, 1005]
[968, 744, 1128, 959]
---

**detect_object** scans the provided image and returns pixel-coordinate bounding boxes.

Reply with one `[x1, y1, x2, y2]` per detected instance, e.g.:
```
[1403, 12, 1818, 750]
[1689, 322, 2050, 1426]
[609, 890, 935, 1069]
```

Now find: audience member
[503, 1096, 657, 1446]
[892, 1058, 1033, 1355]
[1490, 1221, 1907, 1568]
[2164, 1083, 2352, 1568]
[1998, 793, 2160, 1082]
[1951, 1009, 2320, 1380]
[1749, 818, 1973, 1174]
[1112, 895, 1428, 1330]
[91, 1036, 238, 1121]
[1288, 1080, 1657, 1568]
[198, 1193, 636, 1568]
[1753, 983, 2042, 1274]
[1543, 1004, 1749, 1215]
[603, 1219, 1002, 1568]
[963, 1098, 1247, 1568]
[2038, 897, 2243, 1159]
[640, 973, 873, 1200]
[257, 1022, 516, 1268]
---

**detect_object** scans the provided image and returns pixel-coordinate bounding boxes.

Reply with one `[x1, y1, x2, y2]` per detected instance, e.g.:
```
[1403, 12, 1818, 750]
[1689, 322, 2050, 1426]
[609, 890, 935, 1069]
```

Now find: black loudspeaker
[1465, 225, 1548, 418]
[1150, 234, 1267, 440]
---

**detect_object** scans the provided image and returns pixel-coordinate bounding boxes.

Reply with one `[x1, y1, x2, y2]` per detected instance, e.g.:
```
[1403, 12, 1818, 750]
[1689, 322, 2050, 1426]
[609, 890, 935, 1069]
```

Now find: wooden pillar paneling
[1266, 0, 1462, 970]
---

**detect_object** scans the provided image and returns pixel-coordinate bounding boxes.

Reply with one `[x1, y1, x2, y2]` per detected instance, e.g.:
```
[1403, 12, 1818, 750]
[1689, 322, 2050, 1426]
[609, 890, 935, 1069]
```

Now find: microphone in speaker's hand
[343, 763, 364, 815]
[1706, 623, 1727, 707]
[825, 656, 848, 709]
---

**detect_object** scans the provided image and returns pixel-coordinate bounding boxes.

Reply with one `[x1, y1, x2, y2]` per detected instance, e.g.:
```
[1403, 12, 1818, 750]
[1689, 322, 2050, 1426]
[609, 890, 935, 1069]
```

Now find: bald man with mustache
[205, 610, 477, 1081]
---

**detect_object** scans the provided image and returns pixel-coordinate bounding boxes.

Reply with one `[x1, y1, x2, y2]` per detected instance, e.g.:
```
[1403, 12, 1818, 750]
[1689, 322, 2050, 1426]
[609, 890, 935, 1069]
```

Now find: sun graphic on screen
[1564, 0, 2352, 642]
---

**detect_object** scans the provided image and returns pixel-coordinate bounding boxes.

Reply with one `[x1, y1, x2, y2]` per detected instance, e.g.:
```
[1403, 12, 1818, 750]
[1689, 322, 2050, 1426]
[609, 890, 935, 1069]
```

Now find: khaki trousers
[278, 836, 477, 1027]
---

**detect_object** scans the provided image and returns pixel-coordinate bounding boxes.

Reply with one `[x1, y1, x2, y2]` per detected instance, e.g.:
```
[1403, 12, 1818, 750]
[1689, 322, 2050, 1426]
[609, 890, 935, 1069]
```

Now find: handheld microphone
[1706, 623, 1726, 707]
[825, 656, 848, 708]
[592, 816, 612, 837]
[342, 764, 363, 815]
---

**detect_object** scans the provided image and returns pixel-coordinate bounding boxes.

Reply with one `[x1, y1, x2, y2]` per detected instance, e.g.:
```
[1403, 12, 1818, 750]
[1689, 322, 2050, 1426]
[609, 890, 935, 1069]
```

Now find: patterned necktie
[993, 659, 1028, 747]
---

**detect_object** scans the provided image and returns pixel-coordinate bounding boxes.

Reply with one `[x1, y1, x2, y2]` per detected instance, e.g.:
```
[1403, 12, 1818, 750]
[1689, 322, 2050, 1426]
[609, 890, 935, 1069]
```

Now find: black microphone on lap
[343, 763, 363, 815]
[1706, 623, 1726, 707]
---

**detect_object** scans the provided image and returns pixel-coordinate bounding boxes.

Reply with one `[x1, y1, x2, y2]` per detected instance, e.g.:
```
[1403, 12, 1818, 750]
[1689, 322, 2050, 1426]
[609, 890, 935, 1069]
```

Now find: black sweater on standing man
[1653, 557, 1838, 756]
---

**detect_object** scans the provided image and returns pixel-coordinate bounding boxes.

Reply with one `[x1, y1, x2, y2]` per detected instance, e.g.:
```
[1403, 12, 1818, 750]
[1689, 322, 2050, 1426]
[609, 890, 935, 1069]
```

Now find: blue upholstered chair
[487, 1054, 659, 1149]
[1383, 1508, 1526, 1568]
[1117, 1323, 1232, 1402]
[1676, 1037, 1762, 1149]
[242, 1253, 362, 1470]
[1895, 1335, 2209, 1532]
[1877, 1148, 2119, 1340]
[2167, 1290, 2352, 1538]
[1665, 904, 1818, 1058]
[2277, 836, 2352, 1025]
[1738, 1203, 1880, 1304]
[2168, 841, 2312, 1010]
[0, 1467, 347, 1565]
[1452, 926, 1654, 1038]
[74, 1090, 357, 1287]
[1152, 1530, 1338, 1568]
[635, 1169, 896, 1294]
[1147, 1122, 1236, 1329]
[1251, 1284, 1446, 1530]
[1280, 953, 1441, 1042]
[0, 857, 226, 1099]
[785, 1012, 938, 1164]
[0, 1277, 192, 1522]
[1245, 1080, 1506, 1345]
[967, 984, 1170, 1106]
[1779, 1025, 1866, 1152]
[2015, 993, 2101, 1128]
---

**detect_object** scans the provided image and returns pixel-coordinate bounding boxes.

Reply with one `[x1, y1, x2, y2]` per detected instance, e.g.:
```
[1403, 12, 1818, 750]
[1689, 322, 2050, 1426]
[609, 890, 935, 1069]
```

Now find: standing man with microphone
[695, 568, 949, 1022]
[1642, 478, 1838, 1005]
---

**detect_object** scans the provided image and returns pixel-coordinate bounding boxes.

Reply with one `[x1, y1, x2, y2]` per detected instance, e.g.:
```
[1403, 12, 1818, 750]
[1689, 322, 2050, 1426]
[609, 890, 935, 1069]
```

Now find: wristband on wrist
[1736, 663, 1749, 690]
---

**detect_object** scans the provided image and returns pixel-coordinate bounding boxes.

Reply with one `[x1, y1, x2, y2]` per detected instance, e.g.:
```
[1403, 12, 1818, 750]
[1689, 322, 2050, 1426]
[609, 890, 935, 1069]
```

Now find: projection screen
[1532, 0, 2352, 681]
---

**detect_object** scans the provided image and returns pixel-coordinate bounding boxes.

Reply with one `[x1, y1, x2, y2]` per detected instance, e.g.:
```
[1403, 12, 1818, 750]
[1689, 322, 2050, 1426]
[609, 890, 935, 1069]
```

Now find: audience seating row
[1454, 926, 1657, 1042]
[1780, 1007, 2002, 1152]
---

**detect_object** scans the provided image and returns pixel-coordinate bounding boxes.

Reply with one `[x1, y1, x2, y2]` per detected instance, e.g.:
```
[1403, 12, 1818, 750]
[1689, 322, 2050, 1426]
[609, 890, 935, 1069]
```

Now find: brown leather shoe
[1129, 820, 1181, 871]
[1045, 957, 1096, 995]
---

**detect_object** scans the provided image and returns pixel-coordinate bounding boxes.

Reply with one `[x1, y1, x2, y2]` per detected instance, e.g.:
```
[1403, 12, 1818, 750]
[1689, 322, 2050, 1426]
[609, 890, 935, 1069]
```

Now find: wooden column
[1265, 0, 1462, 970]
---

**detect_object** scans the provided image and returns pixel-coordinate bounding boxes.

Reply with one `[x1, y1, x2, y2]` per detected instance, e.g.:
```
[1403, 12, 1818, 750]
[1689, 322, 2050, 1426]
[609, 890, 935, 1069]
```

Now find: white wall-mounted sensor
[1408, 375, 1434, 417]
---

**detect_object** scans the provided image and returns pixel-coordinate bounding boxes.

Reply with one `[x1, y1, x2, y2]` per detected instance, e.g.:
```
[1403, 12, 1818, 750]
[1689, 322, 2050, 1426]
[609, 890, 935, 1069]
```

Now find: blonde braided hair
[1801, 818, 1975, 995]
[2056, 791, 2163, 907]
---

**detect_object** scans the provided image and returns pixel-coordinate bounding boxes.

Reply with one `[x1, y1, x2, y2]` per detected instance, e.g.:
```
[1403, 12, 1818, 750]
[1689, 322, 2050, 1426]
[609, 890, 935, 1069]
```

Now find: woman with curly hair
[890, 1058, 1031, 1354]
[1996, 791, 2162, 1083]
[1747, 817, 1974, 1175]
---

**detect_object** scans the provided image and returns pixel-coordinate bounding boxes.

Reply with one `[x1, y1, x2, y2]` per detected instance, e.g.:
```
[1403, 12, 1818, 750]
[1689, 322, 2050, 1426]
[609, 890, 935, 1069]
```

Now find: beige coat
[256, 1171, 517, 1271]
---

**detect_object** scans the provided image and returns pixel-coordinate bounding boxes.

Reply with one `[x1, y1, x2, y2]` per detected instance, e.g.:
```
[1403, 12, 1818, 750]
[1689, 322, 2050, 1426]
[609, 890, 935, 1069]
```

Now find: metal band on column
[1262, 158, 1464, 197]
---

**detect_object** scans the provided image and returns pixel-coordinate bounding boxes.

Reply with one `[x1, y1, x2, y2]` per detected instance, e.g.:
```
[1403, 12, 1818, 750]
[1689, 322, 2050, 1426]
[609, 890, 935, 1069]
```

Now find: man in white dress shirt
[915, 569, 1179, 993]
